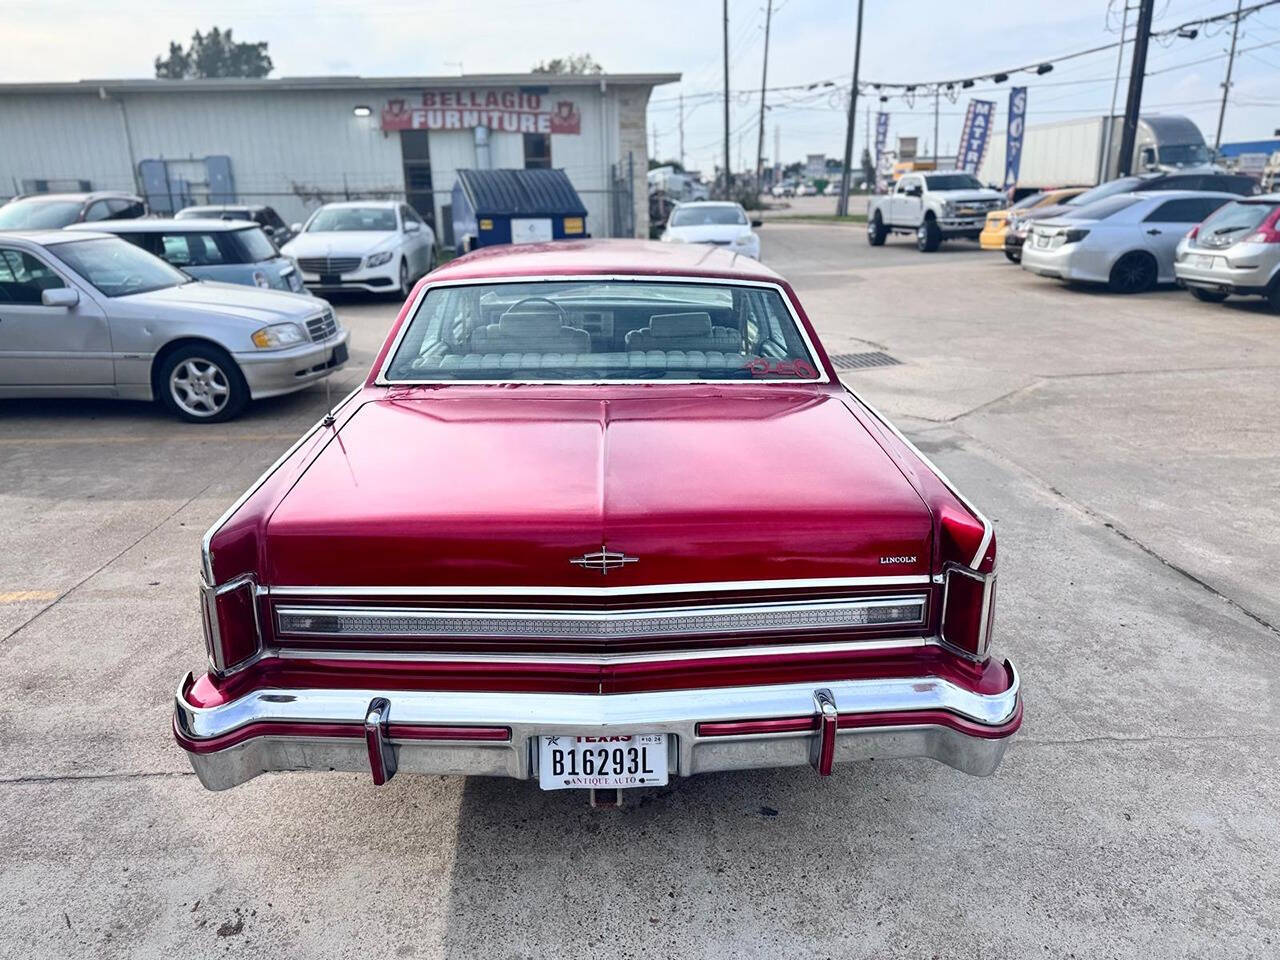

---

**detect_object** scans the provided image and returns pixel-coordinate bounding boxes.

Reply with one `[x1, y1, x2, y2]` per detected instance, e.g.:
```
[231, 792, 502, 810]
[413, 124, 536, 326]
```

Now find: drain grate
[828, 351, 902, 370]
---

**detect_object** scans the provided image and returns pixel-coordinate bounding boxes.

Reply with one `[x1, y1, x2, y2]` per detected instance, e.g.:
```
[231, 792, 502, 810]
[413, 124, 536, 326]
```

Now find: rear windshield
[1198, 201, 1274, 239]
[384, 280, 821, 382]
[0, 199, 83, 229]
[1061, 196, 1141, 220]
[1066, 178, 1141, 206]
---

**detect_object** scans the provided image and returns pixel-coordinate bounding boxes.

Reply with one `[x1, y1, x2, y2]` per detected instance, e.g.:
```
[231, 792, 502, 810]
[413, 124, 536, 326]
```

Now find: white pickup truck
[866, 171, 1006, 252]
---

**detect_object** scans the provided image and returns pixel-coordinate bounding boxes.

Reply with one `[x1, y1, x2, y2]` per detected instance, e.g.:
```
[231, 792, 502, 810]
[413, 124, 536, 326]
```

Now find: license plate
[1188, 254, 1215, 269]
[1035, 234, 1050, 248]
[320, 273, 341, 285]
[330, 342, 349, 365]
[538, 734, 668, 790]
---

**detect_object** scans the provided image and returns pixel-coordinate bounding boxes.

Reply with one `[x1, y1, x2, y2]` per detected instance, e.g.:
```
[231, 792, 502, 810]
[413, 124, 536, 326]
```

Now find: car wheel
[1004, 249, 1021, 264]
[866, 213, 887, 247]
[916, 218, 941, 253]
[1190, 288, 1229, 304]
[156, 344, 248, 424]
[1267, 278, 1280, 313]
[397, 258, 410, 296]
[1107, 252, 1157, 293]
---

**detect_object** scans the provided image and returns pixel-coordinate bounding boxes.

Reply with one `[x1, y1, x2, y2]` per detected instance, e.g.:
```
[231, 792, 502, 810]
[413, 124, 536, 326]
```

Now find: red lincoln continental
[174, 239, 1020, 804]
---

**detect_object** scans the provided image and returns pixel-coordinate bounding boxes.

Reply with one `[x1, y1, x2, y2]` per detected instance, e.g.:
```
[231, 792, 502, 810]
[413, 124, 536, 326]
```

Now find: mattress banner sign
[874, 111, 891, 192]
[1003, 87, 1028, 189]
[957, 99, 996, 174]
[381, 90, 581, 135]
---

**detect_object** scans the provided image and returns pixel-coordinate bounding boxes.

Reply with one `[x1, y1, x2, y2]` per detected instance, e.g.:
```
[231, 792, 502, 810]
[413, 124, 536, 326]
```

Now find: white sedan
[282, 201, 436, 296]
[1020, 190, 1237, 293]
[660, 201, 762, 260]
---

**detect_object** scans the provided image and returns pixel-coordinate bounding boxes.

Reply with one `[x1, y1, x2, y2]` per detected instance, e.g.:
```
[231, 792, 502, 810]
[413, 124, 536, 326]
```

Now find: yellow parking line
[0, 590, 59, 604]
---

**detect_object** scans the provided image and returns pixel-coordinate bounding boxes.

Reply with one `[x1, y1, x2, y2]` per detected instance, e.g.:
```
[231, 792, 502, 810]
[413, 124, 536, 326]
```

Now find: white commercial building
[0, 72, 678, 242]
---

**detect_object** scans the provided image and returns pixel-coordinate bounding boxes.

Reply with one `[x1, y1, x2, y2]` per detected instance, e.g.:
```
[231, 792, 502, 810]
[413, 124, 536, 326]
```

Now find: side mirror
[42, 288, 80, 308]
[290, 222, 303, 234]
[404, 220, 421, 233]
[751, 219, 763, 227]
[262, 225, 276, 236]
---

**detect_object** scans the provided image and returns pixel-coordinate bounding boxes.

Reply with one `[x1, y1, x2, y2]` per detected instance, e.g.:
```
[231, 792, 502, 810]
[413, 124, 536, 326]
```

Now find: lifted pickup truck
[867, 172, 1006, 252]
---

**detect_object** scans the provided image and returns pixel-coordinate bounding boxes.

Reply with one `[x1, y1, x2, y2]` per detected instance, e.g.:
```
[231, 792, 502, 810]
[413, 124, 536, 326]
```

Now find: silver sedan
[0, 230, 349, 422]
[1020, 190, 1238, 293]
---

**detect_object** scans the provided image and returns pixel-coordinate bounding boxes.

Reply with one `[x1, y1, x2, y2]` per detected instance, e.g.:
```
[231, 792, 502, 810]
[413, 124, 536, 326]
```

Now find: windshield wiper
[1212, 225, 1250, 236]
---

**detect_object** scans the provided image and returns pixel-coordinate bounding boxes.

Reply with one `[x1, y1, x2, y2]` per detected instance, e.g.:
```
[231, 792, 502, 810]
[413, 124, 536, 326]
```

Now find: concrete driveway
[1, 229, 1277, 958]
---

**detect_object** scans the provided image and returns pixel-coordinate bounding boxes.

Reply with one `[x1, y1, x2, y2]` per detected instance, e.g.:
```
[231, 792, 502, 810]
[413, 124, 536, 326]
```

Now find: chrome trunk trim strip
[264, 574, 932, 599]
[273, 595, 928, 641]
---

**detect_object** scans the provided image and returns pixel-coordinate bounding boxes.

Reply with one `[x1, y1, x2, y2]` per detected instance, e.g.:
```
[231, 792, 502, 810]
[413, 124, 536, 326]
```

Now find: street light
[352, 105, 372, 118]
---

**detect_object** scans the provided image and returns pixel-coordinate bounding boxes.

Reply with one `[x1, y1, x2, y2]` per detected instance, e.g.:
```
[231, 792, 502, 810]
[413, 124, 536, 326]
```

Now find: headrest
[648, 312, 713, 338]
[498, 305, 567, 339]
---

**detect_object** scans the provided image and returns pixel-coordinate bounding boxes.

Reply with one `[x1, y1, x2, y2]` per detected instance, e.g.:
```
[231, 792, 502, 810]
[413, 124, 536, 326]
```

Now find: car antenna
[321, 368, 336, 427]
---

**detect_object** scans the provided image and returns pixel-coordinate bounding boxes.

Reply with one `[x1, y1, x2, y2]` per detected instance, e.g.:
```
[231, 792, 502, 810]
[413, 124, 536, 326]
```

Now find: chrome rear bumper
[174, 661, 1021, 790]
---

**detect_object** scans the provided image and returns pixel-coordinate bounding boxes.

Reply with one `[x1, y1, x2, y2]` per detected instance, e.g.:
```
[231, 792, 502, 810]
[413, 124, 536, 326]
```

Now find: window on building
[399, 130, 435, 228]
[524, 133, 552, 169]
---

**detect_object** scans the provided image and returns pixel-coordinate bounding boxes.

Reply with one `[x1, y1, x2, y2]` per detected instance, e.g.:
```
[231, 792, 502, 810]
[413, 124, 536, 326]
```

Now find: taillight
[1186, 225, 1200, 239]
[1243, 207, 1280, 244]
[940, 563, 997, 659]
[200, 575, 262, 672]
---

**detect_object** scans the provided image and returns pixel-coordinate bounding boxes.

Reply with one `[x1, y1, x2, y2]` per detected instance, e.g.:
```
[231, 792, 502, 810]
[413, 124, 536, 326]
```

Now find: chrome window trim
[263, 574, 932, 599]
[270, 635, 938, 665]
[372, 273, 831, 386]
[840, 390, 994, 571]
[199, 384, 363, 584]
[273, 595, 929, 641]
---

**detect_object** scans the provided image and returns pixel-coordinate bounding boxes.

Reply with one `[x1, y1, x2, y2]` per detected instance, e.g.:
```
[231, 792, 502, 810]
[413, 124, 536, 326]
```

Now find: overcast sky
[5, 0, 1279, 174]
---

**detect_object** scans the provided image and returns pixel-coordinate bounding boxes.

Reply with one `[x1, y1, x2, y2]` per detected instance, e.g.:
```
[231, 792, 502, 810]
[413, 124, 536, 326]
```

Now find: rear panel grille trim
[274, 595, 928, 641]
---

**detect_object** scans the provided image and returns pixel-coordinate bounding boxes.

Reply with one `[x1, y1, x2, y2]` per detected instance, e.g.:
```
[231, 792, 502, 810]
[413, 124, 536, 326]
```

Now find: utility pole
[678, 93, 685, 169]
[755, 0, 774, 192]
[722, 0, 732, 199]
[774, 124, 781, 183]
[835, 0, 865, 217]
[1102, 0, 1130, 181]
[652, 125, 659, 161]
[1215, 0, 1243, 150]
[1117, 0, 1155, 177]
[933, 88, 941, 169]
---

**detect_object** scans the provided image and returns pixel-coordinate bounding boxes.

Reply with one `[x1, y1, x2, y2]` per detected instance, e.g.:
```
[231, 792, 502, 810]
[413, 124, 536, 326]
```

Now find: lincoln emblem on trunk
[570, 547, 638, 575]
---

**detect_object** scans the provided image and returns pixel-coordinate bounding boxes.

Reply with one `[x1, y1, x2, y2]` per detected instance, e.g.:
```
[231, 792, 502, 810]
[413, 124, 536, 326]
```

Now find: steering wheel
[501, 296, 566, 323]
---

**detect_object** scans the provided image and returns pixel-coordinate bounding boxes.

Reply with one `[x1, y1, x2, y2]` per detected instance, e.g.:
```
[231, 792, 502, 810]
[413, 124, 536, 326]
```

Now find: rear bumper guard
[173, 661, 1022, 790]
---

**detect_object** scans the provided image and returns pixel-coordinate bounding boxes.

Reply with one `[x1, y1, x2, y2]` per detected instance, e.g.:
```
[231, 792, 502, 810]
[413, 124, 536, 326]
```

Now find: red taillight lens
[1244, 208, 1280, 244]
[941, 563, 997, 659]
[200, 577, 261, 672]
[1186, 225, 1200, 239]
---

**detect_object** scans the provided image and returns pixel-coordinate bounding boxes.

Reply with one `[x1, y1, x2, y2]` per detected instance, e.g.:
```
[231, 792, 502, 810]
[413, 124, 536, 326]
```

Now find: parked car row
[982, 173, 1280, 310]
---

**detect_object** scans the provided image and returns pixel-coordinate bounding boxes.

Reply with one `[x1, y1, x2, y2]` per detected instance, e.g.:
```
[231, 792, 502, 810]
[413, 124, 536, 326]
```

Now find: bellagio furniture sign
[381, 90, 581, 134]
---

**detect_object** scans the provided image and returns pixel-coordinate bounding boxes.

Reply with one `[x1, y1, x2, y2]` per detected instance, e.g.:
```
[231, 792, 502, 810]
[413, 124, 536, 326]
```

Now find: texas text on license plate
[538, 734, 668, 790]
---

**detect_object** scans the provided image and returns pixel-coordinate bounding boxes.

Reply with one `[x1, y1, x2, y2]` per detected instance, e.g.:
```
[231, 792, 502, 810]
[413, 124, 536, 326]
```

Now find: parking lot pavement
[1, 232, 1278, 958]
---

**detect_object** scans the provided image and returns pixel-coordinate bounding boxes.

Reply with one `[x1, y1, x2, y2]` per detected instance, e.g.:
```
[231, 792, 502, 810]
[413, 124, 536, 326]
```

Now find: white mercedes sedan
[660, 201, 762, 260]
[282, 201, 436, 296]
[0, 231, 348, 422]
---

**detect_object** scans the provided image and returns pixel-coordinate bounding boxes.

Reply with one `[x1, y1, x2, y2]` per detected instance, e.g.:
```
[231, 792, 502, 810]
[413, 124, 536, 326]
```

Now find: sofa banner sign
[381, 90, 581, 134]
[1003, 87, 1028, 188]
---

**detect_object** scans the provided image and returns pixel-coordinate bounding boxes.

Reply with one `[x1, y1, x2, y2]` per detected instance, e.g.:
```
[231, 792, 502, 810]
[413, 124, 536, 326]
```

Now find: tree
[649, 158, 685, 172]
[860, 147, 876, 190]
[531, 54, 604, 75]
[155, 27, 273, 79]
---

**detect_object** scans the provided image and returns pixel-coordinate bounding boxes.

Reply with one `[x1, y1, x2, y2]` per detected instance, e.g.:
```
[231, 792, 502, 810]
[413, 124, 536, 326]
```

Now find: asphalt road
[1, 226, 1277, 959]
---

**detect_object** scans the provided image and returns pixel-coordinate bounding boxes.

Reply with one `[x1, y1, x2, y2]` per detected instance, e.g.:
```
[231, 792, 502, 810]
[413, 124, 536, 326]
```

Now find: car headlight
[732, 234, 753, 245]
[365, 251, 394, 268]
[251, 322, 306, 349]
[941, 201, 954, 216]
